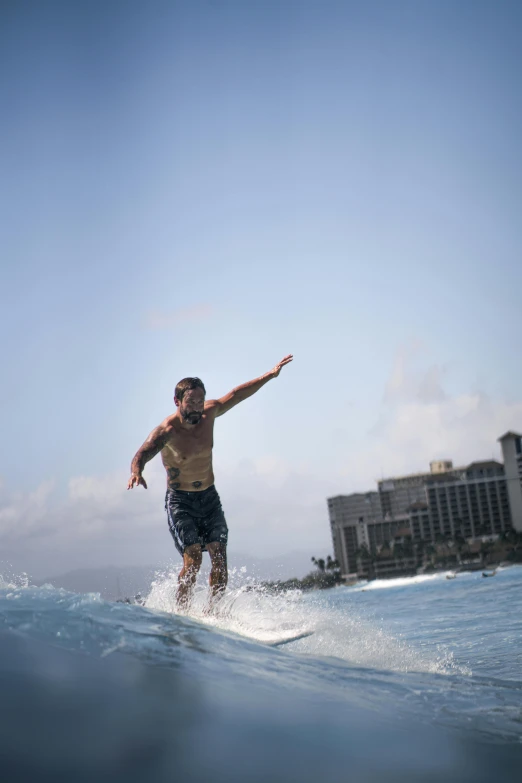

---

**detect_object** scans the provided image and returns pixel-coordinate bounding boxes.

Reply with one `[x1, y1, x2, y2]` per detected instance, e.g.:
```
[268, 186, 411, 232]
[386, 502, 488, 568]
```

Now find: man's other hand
[271, 354, 293, 377]
[127, 474, 148, 490]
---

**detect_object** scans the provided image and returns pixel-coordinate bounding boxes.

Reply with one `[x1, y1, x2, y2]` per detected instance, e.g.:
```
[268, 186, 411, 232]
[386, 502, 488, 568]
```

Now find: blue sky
[1, 0, 521, 577]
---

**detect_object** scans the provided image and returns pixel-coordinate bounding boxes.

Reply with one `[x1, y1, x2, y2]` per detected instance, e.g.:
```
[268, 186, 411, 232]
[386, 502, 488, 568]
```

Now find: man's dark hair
[175, 377, 206, 402]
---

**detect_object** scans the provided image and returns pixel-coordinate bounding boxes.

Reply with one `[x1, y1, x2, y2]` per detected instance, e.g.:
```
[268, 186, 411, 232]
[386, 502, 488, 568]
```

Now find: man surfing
[127, 355, 293, 612]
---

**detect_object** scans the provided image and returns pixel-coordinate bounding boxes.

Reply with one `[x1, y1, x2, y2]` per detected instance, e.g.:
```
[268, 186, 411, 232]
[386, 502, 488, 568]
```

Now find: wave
[0, 569, 521, 780]
[350, 571, 457, 592]
[0, 579, 513, 699]
[145, 568, 468, 675]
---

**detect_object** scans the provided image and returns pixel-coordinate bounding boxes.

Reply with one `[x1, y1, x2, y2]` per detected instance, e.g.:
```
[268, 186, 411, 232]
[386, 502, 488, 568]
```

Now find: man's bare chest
[161, 423, 214, 464]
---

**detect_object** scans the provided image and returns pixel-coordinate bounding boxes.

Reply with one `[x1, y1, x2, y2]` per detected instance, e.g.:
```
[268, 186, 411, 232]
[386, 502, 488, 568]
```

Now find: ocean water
[1, 565, 521, 782]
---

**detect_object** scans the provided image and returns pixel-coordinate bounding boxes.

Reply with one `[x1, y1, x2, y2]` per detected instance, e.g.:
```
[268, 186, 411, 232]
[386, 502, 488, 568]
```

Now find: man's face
[178, 388, 205, 425]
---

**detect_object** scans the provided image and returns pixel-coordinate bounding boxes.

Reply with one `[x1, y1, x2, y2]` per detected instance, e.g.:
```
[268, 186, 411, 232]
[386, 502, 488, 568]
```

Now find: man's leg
[177, 544, 203, 611]
[206, 542, 228, 612]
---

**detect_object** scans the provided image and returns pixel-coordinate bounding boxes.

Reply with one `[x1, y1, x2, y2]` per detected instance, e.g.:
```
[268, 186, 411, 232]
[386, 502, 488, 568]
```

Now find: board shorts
[165, 484, 228, 557]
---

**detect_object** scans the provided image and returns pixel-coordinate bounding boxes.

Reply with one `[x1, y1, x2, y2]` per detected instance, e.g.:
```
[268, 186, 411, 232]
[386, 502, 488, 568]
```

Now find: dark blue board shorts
[165, 484, 228, 556]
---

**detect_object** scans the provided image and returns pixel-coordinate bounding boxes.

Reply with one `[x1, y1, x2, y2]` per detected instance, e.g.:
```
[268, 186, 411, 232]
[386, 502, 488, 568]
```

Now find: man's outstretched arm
[212, 354, 293, 418]
[127, 421, 173, 489]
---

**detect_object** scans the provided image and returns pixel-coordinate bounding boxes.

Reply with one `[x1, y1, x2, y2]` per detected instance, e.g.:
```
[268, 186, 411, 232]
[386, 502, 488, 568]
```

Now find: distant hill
[36, 550, 315, 600]
[35, 565, 158, 600]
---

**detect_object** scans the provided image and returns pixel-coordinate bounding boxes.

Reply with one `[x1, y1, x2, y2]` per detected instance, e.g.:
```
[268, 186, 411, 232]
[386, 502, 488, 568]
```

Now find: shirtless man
[127, 355, 293, 611]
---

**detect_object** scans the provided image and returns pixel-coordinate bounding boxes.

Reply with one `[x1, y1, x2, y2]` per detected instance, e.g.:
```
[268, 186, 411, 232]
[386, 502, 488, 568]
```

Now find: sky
[1, 0, 522, 579]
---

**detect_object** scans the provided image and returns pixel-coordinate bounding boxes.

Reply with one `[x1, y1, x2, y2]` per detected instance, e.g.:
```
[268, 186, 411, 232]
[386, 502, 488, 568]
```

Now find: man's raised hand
[272, 354, 293, 377]
[127, 474, 148, 490]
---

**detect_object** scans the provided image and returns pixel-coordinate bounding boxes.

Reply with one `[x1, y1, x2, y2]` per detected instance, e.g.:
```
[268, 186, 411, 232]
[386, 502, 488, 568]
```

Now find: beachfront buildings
[328, 431, 522, 579]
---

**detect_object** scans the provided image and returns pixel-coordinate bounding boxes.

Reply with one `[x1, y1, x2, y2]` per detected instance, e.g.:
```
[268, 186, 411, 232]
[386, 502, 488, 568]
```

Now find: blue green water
[1, 565, 521, 781]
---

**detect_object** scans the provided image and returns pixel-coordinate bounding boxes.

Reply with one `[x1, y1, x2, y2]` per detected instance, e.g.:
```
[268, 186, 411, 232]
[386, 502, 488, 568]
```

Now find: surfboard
[118, 597, 315, 649]
[265, 630, 315, 647]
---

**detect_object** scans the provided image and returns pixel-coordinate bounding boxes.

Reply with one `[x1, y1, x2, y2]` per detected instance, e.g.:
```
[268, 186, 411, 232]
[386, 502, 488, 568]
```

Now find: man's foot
[203, 590, 228, 618]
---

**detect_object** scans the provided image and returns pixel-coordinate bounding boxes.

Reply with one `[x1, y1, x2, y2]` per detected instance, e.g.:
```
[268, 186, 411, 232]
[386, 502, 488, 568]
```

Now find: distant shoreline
[345, 560, 518, 587]
[263, 560, 519, 594]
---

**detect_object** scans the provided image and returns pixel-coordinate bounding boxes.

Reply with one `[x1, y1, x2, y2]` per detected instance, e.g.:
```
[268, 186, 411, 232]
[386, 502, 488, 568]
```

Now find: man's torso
[160, 405, 216, 491]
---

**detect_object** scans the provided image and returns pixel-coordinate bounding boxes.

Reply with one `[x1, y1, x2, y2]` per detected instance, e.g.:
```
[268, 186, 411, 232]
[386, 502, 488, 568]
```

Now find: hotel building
[328, 431, 522, 579]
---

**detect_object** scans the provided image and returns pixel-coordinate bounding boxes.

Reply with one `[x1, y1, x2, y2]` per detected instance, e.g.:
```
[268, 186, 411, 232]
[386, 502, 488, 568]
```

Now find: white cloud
[1, 342, 521, 579]
[343, 343, 522, 489]
[384, 341, 447, 405]
[0, 456, 333, 579]
[0, 480, 55, 538]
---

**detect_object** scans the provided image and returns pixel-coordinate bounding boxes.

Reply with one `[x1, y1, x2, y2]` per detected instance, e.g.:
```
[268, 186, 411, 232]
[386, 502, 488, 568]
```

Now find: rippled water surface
[1, 565, 521, 782]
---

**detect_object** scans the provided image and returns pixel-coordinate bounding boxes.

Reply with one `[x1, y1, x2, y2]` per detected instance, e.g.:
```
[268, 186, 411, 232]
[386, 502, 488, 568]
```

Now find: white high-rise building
[499, 432, 522, 532]
[328, 431, 521, 577]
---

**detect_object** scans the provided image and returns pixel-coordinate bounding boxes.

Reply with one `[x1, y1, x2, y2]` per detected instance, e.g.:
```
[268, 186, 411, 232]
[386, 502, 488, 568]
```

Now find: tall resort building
[328, 431, 522, 579]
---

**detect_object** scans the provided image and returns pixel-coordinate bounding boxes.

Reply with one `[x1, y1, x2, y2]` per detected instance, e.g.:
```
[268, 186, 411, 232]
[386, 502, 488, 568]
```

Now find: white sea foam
[145, 566, 469, 675]
[349, 571, 455, 592]
[0, 571, 30, 590]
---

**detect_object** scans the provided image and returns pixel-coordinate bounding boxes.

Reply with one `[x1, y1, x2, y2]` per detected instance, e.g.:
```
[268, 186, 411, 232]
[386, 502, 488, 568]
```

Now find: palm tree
[403, 537, 414, 558]
[454, 532, 467, 558]
[393, 542, 405, 563]
[414, 539, 426, 568]
[479, 542, 488, 565]
[311, 556, 326, 573]
[354, 545, 375, 578]
[425, 543, 436, 567]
